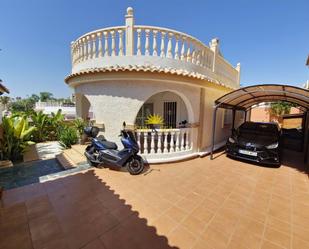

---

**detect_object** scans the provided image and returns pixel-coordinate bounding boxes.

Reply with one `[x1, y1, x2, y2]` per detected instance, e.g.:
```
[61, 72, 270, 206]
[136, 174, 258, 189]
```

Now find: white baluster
[145, 29, 150, 55]
[186, 129, 190, 150]
[103, 31, 109, 56]
[167, 33, 173, 58]
[150, 132, 155, 154]
[170, 131, 175, 153]
[78, 40, 82, 62]
[137, 132, 141, 149]
[152, 30, 158, 56]
[87, 36, 91, 60]
[143, 132, 148, 154]
[190, 129, 194, 150]
[110, 30, 116, 56]
[163, 132, 168, 153]
[174, 36, 179, 60]
[118, 30, 124, 56]
[186, 46, 191, 62]
[97, 32, 103, 57]
[192, 50, 196, 64]
[157, 131, 162, 153]
[180, 130, 185, 151]
[82, 37, 87, 61]
[175, 130, 180, 152]
[91, 34, 96, 58]
[180, 38, 186, 61]
[160, 31, 166, 57]
[136, 29, 142, 55]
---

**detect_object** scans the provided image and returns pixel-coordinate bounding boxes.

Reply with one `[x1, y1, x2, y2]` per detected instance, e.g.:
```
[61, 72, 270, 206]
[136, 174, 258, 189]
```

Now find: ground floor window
[135, 103, 153, 127]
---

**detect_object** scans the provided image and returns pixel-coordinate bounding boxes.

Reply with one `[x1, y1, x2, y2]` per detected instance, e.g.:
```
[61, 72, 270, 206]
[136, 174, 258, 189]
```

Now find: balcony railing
[70, 7, 240, 88]
[136, 128, 197, 158]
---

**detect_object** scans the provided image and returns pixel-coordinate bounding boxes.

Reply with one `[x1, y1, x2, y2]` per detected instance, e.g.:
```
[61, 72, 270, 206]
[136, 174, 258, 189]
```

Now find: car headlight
[266, 142, 278, 149]
[228, 137, 235, 143]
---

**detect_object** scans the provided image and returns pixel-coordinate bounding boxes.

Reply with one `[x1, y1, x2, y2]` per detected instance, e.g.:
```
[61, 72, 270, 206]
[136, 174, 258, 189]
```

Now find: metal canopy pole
[232, 109, 236, 130]
[210, 106, 218, 160]
[304, 111, 309, 164]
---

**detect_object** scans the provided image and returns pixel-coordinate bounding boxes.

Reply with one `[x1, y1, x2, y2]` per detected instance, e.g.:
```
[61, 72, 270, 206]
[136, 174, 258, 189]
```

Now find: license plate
[239, 149, 257, 157]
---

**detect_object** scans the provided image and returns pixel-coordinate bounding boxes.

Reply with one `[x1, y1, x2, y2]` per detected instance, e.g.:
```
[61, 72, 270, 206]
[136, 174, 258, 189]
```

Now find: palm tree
[0, 96, 10, 110]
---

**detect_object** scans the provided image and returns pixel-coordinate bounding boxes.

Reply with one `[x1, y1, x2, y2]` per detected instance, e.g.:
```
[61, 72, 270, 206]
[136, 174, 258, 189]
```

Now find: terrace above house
[68, 7, 240, 89]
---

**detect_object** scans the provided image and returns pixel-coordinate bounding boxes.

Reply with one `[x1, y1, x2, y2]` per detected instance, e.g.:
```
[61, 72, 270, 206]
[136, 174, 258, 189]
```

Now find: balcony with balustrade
[67, 7, 240, 89]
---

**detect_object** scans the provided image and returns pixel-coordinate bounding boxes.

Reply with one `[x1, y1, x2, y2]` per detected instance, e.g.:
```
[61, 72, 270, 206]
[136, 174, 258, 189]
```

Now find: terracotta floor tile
[267, 216, 291, 234]
[200, 226, 230, 249]
[81, 239, 106, 249]
[292, 236, 309, 249]
[26, 195, 53, 220]
[164, 205, 188, 222]
[181, 214, 207, 235]
[168, 225, 197, 249]
[292, 225, 309, 243]
[264, 227, 291, 249]
[191, 204, 215, 223]
[150, 214, 178, 236]
[261, 240, 285, 249]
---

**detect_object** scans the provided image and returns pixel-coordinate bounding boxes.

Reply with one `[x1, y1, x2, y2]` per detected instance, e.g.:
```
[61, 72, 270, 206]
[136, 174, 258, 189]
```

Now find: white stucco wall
[75, 80, 201, 145]
[201, 87, 239, 150]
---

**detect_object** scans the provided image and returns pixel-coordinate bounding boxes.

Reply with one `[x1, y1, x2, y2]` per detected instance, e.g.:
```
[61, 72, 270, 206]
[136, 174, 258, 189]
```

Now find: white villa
[65, 7, 242, 163]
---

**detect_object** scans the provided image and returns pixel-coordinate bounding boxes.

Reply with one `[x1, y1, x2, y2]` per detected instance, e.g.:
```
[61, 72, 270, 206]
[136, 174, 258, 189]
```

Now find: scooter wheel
[126, 156, 144, 175]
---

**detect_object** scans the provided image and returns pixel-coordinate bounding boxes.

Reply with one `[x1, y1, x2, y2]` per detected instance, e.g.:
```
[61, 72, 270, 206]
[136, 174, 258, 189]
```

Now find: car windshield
[239, 122, 278, 135]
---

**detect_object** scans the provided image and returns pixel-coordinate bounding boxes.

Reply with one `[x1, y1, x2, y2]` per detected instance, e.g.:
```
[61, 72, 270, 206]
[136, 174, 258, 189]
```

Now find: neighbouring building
[0, 80, 10, 123]
[65, 7, 241, 162]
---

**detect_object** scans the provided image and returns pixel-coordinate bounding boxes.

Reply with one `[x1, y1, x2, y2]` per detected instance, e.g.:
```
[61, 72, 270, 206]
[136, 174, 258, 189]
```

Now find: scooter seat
[101, 140, 118, 150]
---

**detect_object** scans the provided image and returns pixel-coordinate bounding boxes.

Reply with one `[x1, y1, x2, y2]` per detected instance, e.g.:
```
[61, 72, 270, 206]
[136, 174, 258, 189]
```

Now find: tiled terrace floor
[1, 150, 309, 249]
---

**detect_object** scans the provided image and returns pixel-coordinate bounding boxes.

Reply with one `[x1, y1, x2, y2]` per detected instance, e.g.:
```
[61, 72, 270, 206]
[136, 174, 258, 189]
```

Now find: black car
[226, 122, 281, 165]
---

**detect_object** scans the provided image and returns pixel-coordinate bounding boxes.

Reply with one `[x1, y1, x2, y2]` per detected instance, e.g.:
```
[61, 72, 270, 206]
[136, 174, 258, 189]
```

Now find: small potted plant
[145, 114, 164, 130]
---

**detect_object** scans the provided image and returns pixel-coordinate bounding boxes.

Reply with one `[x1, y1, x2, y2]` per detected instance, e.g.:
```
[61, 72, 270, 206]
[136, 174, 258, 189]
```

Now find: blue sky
[0, 0, 308, 98]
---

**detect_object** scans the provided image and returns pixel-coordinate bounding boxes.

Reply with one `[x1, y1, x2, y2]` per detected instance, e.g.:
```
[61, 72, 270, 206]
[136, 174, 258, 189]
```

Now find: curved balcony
[69, 7, 240, 89]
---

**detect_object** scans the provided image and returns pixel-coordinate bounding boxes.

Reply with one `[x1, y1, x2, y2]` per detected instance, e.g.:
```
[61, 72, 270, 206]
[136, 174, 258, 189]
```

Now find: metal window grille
[164, 102, 177, 128]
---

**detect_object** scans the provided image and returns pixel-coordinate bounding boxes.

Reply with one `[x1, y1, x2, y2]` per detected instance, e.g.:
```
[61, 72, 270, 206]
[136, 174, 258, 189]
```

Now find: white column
[87, 35, 91, 60]
[136, 29, 142, 55]
[97, 32, 103, 57]
[192, 50, 196, 64]
[186, 46, 191, 62]
[157, 131, 162, 154]
[163, 132, 168, 153]
[152, 30, 158, 56]
[145, 29, 150, 56]
[150, 132, 155, 154]
[174, 36, 179, 60]
[180, 130, 185, 151]
[137, 131, 141, 150]
[160, 31, 166, 57]
[143, 132, 148, 154]
[91, 34, 96, 58]
[118, 30, 124, 56]
[82, 38, 86, 61]
[167, 33, 173, 58]
[180, 38, 186, 61]
[170, 131, 175, 153]
[111, 30, 116, 56]
[175, 130, 180, 152]
[185, 129, 190, 150]
[103, 31, 109, 57]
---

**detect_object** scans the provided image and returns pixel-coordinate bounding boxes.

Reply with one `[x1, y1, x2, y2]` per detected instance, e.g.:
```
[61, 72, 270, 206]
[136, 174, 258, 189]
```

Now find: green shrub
[1, 116, 36, 161]
[73, 118, 87, 137]
[58, 126, 78, 149]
